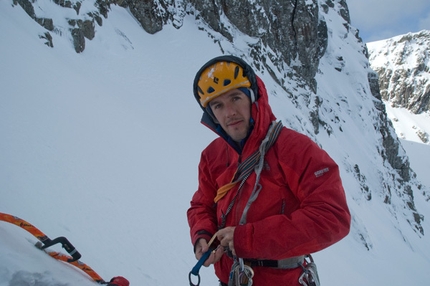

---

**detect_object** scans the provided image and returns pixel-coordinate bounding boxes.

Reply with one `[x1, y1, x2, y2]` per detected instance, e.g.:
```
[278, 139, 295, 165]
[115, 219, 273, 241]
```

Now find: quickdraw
[188, 233, 219, 286]
[188, 248, 212, 286]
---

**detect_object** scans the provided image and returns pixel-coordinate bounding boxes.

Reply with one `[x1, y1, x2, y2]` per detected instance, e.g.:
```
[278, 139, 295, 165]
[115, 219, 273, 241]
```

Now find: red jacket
[187, 76, 351, 285]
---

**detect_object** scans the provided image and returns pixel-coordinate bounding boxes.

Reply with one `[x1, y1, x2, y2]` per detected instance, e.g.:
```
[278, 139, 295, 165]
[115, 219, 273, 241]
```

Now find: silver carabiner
[298, 255, 320, 286]
[238, 264, 254, 286]
[228, 259, 254, 286]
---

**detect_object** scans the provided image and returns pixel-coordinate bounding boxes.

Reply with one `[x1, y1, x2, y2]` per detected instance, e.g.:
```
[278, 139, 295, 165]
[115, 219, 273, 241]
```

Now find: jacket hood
[200, 75, 277, 155]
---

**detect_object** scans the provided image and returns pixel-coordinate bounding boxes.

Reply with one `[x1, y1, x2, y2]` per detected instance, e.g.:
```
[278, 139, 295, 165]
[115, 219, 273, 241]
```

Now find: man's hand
[217, 226, 236, 256]
[195, 238, 224, 266]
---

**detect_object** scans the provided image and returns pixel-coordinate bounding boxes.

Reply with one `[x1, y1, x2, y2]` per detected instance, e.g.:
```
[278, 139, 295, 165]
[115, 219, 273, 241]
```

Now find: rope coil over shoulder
[214, 120, 283, 203]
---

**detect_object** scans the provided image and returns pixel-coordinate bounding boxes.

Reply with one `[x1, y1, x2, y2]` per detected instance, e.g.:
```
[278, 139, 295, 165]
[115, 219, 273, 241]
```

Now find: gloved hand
[107, 276, 130, 286]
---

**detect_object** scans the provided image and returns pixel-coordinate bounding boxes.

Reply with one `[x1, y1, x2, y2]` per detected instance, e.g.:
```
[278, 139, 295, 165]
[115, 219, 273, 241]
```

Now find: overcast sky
[347, 0, 430, 43]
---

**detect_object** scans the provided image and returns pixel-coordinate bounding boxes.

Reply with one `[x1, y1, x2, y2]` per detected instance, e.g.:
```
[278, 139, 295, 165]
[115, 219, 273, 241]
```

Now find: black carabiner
[39, 236, 82, 262]
[188, 249, 212, 286]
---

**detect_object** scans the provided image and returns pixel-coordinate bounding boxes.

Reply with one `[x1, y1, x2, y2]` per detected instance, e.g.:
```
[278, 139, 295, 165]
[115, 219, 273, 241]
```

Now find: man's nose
[224, 103, 236, 117]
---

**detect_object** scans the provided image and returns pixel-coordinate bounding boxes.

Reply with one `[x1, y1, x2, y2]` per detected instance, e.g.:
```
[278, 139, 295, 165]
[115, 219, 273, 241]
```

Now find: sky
[1, 0, 430, 286]
[347, 0, 430, 42]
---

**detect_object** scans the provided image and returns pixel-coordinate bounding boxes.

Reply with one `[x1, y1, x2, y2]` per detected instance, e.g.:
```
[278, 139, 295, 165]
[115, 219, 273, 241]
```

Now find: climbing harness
[298, 255, 320, 286]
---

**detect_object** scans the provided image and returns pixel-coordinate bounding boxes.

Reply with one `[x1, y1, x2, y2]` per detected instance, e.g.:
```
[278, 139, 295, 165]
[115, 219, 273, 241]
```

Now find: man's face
[209, 89, 252, 143]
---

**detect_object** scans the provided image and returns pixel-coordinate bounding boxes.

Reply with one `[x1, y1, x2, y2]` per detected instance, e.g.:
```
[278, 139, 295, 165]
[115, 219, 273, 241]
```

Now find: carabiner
[298, 255, 320, 286]
[188, 249, 212, 286]
[228, 259, 254, 286]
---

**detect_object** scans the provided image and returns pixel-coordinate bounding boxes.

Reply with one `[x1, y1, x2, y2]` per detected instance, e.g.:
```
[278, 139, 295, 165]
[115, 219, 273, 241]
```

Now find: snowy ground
[1, 1, 430, 286]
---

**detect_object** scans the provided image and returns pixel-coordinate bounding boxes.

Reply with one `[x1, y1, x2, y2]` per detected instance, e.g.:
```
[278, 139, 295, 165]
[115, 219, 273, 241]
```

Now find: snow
[385, 105, 430, 187]
[366, 30, 430, 187]
[1, 1, 430, 286]
[367, 30, 430, 81]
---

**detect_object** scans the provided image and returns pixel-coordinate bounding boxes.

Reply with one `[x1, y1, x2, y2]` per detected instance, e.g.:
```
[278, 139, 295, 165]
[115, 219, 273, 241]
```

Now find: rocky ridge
[368, 30, 430, 115]
[368, 30, 430, 144]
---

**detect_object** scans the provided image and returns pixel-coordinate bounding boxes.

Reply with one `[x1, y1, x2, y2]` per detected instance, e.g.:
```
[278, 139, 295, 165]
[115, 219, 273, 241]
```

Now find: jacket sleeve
[234, 132, 351, 260]
[187, 151, 218, 250]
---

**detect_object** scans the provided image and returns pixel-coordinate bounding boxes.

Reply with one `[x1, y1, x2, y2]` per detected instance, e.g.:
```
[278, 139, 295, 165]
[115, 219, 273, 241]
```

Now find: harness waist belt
[245, 255, 305, 269]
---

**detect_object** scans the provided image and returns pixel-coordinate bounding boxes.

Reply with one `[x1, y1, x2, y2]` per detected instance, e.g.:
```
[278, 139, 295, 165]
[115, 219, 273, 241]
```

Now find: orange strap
[48, 251, 104, 282]
[0, 212, 48, 242]
[214, 176, 238, 203]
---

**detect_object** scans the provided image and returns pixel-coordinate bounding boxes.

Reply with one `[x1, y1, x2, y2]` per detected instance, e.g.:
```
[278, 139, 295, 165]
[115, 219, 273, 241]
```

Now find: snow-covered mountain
[367, 30, 430, 151]
[367, 30, 430, 115]
[1, 0, 430, 285]
[367, 30, 430, 200]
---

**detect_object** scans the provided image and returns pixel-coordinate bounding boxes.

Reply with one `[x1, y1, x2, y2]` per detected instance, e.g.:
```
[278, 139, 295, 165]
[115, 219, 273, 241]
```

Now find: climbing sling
[189, 120, 321, 286]
[226, 120, 283, 286]
[222, 120, 320, 286]
[215, 120, 283, 203]
[189, 121, 283, 286]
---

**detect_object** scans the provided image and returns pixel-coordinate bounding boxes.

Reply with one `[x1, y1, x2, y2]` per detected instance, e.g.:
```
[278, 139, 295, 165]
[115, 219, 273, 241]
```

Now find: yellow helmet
[194, 56, 257, 108]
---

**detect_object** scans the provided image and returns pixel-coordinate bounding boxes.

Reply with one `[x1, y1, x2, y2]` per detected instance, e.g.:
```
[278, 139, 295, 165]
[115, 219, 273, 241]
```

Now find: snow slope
[385, 105, 430, 187]
[0, 3, 220, 285]
[1, 1, 430, 285]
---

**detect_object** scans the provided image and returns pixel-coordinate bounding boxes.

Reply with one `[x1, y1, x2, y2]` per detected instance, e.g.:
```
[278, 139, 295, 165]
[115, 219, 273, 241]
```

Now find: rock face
[366, 67, 424, 236]
[185, 0, 328, 92]
[368, 30, 430, 114]
[12, 0, 331, 86]
[125, 0, 167, 34]
[13, 0, 102, 52]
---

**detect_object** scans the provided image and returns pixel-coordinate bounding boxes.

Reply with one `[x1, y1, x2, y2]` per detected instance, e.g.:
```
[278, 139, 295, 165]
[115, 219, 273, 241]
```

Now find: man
[187, 55, 351, 286]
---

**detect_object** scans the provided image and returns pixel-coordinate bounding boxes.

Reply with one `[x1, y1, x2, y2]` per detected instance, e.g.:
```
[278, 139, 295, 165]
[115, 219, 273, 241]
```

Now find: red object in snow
[109, 276, 130, 286]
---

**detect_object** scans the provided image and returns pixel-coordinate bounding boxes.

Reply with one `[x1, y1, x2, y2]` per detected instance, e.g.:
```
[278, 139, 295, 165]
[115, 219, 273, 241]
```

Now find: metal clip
[298, 255, 320, 286]
[228, 258, 254, 286]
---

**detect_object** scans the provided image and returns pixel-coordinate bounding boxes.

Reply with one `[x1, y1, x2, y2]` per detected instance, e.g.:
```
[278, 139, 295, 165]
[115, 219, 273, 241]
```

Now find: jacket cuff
[192, 230, 214, 253]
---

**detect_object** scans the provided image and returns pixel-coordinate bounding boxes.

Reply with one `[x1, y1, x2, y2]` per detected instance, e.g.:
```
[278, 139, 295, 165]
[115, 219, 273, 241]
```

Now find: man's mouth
[227, 119, 243, 127]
